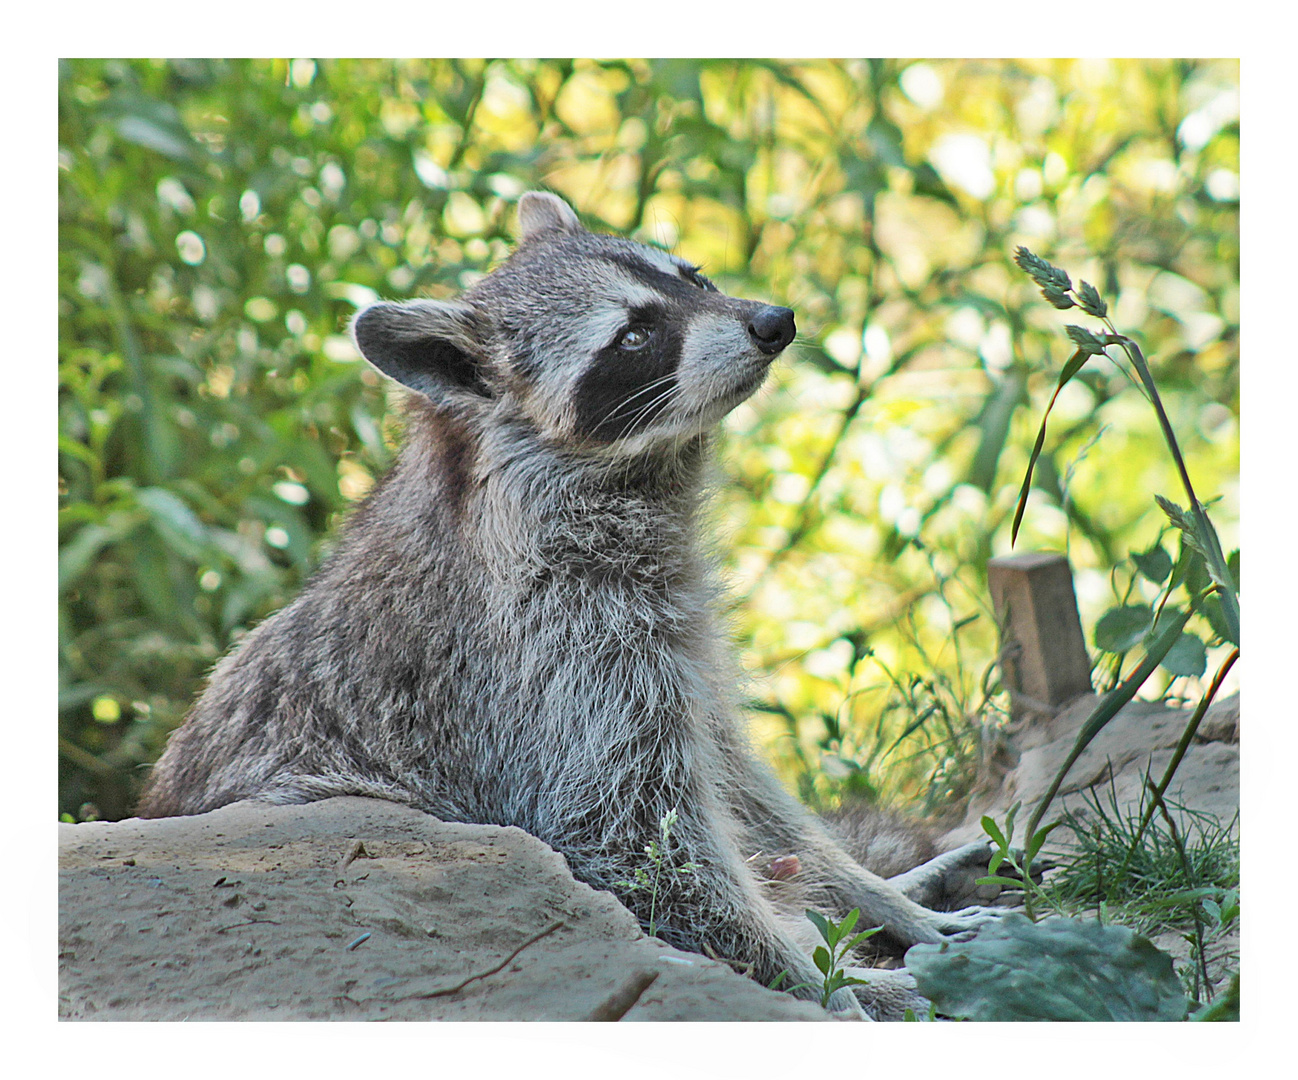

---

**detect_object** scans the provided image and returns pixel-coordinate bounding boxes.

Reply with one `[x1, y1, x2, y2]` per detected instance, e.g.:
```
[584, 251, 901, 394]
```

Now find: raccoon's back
[136, 470, 492, 817]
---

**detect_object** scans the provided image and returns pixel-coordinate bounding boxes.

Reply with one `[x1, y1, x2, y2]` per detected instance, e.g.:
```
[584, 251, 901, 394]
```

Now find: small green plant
[615, 808, 700, 938]
[781, 908, 882, 1010]
[978, 800, 1062, 920]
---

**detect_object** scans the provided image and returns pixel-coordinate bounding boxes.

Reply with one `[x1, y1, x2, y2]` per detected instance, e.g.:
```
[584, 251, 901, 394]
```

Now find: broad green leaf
[1132, 544, 1172, 584]
[1160, 631, 1207, 678]
[804, 909, 830, 944]
[906, 913, 1188, 1021]
[1094, 605, 1154, 654]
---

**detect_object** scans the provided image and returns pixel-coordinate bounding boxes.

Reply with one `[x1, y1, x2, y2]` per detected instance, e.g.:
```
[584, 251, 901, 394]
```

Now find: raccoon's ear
[517, 191, 582, 241]
[351, 299, 491, 401]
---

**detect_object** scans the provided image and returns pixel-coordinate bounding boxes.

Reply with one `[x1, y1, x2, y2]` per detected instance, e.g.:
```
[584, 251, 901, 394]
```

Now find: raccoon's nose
[748, 305, 796, 356]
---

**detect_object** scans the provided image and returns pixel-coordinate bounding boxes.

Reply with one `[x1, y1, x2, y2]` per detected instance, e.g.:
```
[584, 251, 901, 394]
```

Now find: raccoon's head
[351, 191, 795, 452]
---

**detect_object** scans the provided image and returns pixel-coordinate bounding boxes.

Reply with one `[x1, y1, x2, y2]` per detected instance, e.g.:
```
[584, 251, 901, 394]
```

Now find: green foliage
[1049, 789, 1238, 924]
[1191, 972, 1239, 1021]
[1045, 783, 1239, 1006]
[59, 60, 1238, 820]
[906, 913, 1189, 1021]
[1003, 251, 1239, 863]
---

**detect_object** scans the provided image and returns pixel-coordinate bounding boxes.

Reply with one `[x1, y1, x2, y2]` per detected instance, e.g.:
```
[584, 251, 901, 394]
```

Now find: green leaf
[1094, 605, 1154, 654]
[844, 927, 882, 953]
[1026, 821, 1064, 863]
[1174, 541, 1211, 597]
[976, 875, 1028, 890]
[1132, 544, 1172, 584]
[804, 909, 830, 944]
[1160, 632, 1207, 678]
[114, 113, 198, 161]
[1010, 350, 1089, 544]
[137, 486, 209, 563]
[981, 815, 1007, 849]
[906, 913, 1189, 1021]
[813, 945, 832, 976]
[1196, 594, 1233, 646]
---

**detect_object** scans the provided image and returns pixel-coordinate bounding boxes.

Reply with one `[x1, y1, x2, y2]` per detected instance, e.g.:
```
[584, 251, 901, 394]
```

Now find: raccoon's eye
[618, 327, 651, 351]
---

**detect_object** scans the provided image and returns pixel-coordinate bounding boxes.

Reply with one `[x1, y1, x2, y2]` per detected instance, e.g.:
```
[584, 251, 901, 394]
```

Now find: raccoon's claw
[933, 904, 1003, 941]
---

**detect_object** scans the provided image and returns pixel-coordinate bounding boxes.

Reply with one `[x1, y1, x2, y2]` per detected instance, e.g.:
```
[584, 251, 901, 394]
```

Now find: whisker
[593, 380, 684, 486]
[594, 371, 680, 428]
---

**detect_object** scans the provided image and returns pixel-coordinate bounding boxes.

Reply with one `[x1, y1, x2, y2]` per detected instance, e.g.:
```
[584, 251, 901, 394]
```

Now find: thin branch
[415, 920, 565, 999]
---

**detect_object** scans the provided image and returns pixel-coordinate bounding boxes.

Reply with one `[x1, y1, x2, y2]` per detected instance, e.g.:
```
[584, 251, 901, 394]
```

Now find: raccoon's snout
[747, 305, 796, 356]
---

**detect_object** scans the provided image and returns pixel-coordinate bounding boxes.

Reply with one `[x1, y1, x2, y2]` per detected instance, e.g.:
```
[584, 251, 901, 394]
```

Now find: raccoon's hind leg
[710, 723, 1003, 950]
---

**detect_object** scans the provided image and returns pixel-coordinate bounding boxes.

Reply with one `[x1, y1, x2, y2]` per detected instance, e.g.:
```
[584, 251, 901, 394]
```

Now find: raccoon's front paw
[931, 904, 1003, 941]
[846, 966, 931, 1022]
[825, 985, 871, 1020]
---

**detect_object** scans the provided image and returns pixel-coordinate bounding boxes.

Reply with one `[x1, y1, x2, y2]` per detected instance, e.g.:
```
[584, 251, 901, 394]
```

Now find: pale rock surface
[940, 693, 1239, 850]
[58, 797, 826, 1022]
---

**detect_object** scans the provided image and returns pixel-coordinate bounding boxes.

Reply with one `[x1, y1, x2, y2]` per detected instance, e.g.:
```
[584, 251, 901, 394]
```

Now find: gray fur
[138, 191, 996, 1017]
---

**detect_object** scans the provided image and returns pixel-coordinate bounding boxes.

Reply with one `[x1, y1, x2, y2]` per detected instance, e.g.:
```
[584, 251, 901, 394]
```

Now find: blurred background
[58, 59, 1239, 823]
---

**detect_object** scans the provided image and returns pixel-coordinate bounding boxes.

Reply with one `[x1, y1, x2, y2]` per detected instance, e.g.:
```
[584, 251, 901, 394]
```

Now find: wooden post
[988, 552, 1092, 719]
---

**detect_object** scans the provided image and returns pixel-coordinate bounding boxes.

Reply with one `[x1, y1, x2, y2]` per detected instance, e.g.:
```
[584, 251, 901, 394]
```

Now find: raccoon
[137, 191, 997, 1017]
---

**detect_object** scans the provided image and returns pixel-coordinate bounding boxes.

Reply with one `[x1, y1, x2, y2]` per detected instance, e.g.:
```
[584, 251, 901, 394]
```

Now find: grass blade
[1011, 349, 1090, 545]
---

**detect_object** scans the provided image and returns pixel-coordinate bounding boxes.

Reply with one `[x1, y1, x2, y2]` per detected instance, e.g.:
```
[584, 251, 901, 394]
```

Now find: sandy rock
[940, 694, 1239, 851]
[1197, 693, 1240, 744]
[58, 797, 826, 1021]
